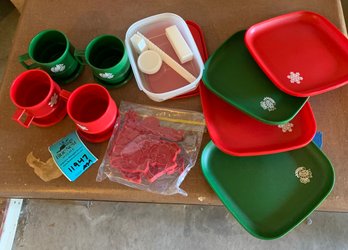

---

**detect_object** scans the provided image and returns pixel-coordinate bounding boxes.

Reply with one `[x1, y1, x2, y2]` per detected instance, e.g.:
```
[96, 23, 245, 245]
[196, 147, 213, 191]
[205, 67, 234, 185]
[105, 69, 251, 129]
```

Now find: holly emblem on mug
[51, 63, 66, 73]
[99, 72, 114, 79]
[77, 124, 88, 131]
[48, 93, 58, 107]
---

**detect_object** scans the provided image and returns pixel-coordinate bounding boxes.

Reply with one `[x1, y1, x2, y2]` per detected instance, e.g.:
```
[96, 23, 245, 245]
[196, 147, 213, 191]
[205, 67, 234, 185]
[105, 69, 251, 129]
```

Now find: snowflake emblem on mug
[278, 122, 294, 133]
[287, 72, 303, 84]
[295, 167, 312, 184]
[99, 72, 114, 79]
[260, 97, 276, 111]
[51, 63, 66, 73]
[48, 93, 58, 107]
[77, 124, 88, 131]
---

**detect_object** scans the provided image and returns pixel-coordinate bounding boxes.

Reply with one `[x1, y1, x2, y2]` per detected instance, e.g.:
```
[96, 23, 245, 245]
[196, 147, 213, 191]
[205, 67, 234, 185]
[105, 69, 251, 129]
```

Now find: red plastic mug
[66, 84, 118, 143]
[10, 69, 69, 128]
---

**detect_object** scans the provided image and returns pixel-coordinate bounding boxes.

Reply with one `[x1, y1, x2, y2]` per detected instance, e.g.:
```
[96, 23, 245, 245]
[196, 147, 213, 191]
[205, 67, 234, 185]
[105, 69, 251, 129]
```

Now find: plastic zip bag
[96, 101, 205, 195]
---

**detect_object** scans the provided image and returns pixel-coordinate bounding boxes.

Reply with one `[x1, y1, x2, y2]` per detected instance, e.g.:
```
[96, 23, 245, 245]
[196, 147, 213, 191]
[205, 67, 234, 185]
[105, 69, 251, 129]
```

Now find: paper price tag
[49, 131, 97, 181]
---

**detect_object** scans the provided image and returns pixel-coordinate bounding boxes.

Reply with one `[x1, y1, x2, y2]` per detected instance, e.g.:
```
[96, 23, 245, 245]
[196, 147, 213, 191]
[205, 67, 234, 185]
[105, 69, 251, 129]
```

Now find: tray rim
[245, 10, 348, 97]
[201, 141, 335, 239]
[202, 30, 308, 125]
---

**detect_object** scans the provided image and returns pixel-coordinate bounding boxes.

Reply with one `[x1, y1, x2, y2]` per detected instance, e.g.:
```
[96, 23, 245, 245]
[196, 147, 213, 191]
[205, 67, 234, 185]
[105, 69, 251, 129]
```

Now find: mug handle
[60, 89, 71, 101]
[74, 50, 87, 65]
[18, 53, 39, 69]
[12, 108, 34, 128]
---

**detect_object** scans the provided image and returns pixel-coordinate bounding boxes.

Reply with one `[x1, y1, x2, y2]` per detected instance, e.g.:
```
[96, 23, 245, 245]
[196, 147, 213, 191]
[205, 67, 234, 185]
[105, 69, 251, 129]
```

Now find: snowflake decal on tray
[278, 122, 294, 133]
[48, 93, 58, 107]
[99, 72, 114, 79]
[287, 72, 303, 84]
[77, 124, 88, 131]
[51, 63, 66, 73]
[260, 97, 276, 111]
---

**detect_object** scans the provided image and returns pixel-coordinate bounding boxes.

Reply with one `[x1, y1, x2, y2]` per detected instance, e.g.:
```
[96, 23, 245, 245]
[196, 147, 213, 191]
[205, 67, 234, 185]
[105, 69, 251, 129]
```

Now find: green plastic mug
[19, 29, 83, 84]
[74, 34, 132, 87]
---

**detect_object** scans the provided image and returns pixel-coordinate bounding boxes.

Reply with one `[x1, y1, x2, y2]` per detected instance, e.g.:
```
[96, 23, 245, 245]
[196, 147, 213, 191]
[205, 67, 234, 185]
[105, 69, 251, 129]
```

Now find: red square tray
[200, 84, 316, 156]
[245, 11, 348, 97]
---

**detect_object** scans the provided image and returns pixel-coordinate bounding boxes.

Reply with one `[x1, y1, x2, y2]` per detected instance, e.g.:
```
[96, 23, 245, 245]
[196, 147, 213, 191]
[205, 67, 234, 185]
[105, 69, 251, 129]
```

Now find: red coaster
[32, 98, 67, 127]
[77, 115, 116, 143]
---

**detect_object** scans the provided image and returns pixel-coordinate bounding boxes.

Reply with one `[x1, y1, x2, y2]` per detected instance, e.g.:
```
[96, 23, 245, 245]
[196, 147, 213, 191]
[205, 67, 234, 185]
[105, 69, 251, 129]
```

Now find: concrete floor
[13, 200, 348, 250]
[1, 1, 348, 249]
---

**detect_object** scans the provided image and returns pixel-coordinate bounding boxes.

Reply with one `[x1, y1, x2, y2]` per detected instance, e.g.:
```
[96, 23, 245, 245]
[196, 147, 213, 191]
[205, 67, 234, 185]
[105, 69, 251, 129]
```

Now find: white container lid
[125, 13, 204, 102]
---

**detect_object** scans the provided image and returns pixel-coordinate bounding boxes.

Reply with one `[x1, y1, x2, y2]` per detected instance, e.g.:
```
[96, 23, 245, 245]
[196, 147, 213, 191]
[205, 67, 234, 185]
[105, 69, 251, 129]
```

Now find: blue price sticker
[49, 131, 97, 181]
[312, 131, 323, 149]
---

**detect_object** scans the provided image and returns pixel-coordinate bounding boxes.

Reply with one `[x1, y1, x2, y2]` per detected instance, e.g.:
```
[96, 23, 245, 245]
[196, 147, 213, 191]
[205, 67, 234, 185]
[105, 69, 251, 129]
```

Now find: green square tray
[202, 30, 308, 125]
[201, 141, 335, 239]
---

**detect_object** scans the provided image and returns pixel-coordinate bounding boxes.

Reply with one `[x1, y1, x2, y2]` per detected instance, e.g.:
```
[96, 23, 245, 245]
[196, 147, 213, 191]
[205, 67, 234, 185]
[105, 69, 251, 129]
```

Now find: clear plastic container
[125, 13, 204, 102]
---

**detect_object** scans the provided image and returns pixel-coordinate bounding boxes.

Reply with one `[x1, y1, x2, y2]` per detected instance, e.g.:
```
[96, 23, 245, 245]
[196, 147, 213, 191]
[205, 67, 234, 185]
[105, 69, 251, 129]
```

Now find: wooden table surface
[0, 0, 347, 212]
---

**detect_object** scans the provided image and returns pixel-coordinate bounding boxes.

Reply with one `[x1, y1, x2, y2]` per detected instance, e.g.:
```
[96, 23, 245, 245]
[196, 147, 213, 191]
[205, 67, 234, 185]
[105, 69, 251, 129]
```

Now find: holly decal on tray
[278, 122, 294, 133]
[260, 97, 277, 111]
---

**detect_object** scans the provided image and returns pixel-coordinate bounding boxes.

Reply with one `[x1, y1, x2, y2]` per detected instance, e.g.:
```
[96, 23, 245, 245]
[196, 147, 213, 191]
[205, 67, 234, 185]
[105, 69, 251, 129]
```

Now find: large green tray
[201, 141, 335, 239]
[202, 31, 308, 125]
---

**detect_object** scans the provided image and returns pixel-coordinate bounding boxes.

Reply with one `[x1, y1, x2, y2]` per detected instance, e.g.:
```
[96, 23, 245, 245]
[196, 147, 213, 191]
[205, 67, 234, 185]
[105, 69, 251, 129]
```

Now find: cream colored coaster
[26, 152, 62, 182]
[137, 50, 162, 75]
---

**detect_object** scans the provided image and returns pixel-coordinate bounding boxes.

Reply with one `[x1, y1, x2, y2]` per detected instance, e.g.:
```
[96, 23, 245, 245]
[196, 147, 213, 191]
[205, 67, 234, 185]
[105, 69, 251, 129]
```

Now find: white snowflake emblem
[260, 97, 276, 111]
[278, 122, 294, 133]
[99, 72, 114, 79]
[77, 124, 88, 131]
[51, 63, 66, 73]
[48, 93, 58, 107]
[287, 72, 303, 84]
[295, 167, 312, 184]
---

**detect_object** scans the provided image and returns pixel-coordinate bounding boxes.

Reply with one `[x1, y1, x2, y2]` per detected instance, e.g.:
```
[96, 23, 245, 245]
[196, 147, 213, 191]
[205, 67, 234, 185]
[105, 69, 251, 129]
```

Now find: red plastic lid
[173, 20, 209, 99]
